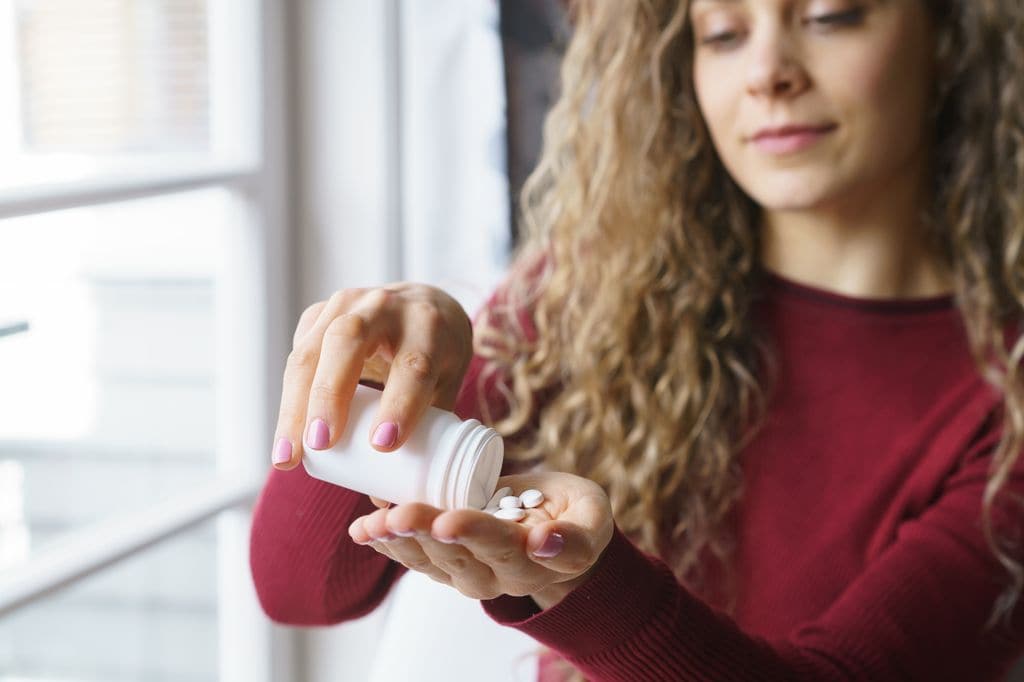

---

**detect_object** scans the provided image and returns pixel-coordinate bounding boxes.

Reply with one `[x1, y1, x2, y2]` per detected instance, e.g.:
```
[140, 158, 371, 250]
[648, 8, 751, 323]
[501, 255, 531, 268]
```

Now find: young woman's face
[689, 0, 937, 211]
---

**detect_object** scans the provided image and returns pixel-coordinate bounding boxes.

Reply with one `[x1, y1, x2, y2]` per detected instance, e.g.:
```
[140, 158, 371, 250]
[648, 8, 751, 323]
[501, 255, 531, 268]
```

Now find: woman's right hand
[270, 284, 474, 497]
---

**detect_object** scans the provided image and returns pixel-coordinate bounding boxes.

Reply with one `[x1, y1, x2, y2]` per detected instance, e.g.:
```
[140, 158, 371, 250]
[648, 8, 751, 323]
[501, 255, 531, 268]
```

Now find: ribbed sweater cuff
[480, 524, 675, 659]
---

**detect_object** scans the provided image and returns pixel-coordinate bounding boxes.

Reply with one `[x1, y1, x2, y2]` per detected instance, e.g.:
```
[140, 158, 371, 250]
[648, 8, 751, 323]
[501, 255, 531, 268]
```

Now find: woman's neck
[758, 168, 952, 300]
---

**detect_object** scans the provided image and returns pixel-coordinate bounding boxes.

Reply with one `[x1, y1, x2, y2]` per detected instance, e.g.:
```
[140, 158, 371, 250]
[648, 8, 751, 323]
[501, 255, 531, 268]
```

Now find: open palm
[348, 471, 615, 604]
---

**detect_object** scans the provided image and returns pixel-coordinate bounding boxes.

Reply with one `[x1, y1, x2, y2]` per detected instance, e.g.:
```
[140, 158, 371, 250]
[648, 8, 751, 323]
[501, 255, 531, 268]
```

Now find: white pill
[519, 489, 544, 508]
[499, 495, 522, 509]
[492, 507, 526, 521]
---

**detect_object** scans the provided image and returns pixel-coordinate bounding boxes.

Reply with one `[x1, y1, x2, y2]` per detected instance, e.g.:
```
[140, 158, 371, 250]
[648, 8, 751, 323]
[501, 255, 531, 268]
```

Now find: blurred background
[0, 1, 568, 680]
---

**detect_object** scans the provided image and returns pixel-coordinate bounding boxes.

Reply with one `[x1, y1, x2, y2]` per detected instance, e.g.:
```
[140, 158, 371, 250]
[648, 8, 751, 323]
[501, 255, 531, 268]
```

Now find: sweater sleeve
[480, 419, 1024, 681]
[248, 463, 407, 625]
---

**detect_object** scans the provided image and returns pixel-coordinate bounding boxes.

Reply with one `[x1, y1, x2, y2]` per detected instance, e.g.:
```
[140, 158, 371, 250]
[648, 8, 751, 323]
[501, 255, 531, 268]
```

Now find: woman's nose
[744, 28, 809, 99]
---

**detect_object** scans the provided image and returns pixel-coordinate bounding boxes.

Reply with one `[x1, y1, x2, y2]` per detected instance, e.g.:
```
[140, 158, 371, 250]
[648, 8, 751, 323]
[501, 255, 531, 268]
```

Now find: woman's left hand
[348, 471, 614, 608]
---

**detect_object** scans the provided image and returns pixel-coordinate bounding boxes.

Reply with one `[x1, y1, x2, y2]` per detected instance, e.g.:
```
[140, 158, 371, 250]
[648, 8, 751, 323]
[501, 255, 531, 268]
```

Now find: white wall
[398, 0, 511, 305]
[292, 0, 510, 310]
[292, 0, 402, 300]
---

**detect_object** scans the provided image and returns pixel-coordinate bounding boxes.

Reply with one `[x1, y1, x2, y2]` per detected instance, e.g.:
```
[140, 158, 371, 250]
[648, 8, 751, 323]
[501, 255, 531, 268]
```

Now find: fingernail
[533, 532, 564, 558]
[272, 438, 292, 465]
[393, 529, 416, 537]
[306, 418, 329, 450]
[372, 422, 398, 448]
[434, 535, 458, 544]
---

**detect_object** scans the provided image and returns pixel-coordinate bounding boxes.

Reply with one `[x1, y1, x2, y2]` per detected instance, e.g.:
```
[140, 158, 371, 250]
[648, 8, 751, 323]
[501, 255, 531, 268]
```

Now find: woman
[249, 1, 1024, 679]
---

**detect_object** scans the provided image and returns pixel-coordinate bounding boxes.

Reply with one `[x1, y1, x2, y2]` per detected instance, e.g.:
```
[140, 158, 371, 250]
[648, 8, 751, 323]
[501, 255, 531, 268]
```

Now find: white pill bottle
[302, 383, 504, 510]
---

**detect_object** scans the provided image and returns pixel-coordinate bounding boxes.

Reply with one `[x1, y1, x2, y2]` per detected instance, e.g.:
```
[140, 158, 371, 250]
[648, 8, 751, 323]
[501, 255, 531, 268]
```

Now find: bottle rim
[443, 419, 503, 509]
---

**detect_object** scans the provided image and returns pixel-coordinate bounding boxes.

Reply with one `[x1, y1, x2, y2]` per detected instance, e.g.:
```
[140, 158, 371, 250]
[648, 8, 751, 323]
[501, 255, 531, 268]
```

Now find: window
[0, 0, 247, 189]
[1, 513, 222, 680]
[0, 1, 289, 680]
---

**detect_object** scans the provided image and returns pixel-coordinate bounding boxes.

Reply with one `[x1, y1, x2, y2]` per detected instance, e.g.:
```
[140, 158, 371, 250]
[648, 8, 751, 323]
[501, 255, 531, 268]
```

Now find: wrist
[530, 563, 599, 610]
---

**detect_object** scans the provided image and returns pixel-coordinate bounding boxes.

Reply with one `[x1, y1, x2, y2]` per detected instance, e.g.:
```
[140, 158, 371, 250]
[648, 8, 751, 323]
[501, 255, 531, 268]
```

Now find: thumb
[525, 520, 611, 576]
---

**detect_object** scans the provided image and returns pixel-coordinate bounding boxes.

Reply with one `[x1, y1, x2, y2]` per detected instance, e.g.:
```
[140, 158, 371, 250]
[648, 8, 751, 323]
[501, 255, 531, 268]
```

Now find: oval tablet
[499, 495, 522, 509]
[519, 489, 544, 508]
[492, 507, 527, 521]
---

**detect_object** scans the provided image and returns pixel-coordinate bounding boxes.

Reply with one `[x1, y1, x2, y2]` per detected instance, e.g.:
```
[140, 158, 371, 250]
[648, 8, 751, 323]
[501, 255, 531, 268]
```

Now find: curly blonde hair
[475, 0, 1024, 675]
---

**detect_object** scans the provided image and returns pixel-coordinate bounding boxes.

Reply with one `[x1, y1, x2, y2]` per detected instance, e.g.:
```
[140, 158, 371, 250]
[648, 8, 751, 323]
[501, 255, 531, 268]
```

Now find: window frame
[0, 1, 295, 680]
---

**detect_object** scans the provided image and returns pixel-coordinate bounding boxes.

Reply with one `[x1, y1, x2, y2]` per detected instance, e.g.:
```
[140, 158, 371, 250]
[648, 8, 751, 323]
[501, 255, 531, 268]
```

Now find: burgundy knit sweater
[249, 272, 1024, 681]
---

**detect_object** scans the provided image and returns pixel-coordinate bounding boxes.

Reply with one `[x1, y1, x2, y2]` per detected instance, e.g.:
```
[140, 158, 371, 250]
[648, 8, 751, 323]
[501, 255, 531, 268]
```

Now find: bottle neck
[445, 420, 503, 509]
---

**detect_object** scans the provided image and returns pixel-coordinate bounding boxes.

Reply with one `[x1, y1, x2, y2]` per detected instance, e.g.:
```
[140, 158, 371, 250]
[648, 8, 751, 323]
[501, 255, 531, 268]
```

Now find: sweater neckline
[760, 269, 956, 315]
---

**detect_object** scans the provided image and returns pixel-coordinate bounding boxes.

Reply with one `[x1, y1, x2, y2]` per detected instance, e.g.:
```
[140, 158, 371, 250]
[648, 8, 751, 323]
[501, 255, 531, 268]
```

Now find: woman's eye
[805, 7, 865, 27]
[700, 31, 741, 47]
[696, 6, 863, 49]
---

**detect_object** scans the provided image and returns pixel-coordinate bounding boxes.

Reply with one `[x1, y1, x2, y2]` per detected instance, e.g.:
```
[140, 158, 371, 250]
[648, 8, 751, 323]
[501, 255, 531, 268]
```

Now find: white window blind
[17, 0, 209, 154]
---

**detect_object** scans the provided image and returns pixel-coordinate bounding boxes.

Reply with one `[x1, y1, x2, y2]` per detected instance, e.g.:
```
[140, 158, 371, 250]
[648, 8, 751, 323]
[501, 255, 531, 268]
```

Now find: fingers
[522, 483, 614, 579]
[415, 539, 498, 599]
[271, 289, 389, 470]
[350, 505, 496, 595]
[271, 284, 473, 468]
[292, 301, 327, 348]
[449, 510, 597, 582]
[270, 294, 354, 470]
[431, 508, 524, 548]
[378, 502, 439, 535]
[303, 309, 390, 453]
[523, 520, 602, 577]
[348, 506, 391, 544]
[352, 502, 443, 543]
[385, 504, 498, 598]
[431, 509, 550, 578]
[270, 341, 321, 470]
[367, 302, 447, 452]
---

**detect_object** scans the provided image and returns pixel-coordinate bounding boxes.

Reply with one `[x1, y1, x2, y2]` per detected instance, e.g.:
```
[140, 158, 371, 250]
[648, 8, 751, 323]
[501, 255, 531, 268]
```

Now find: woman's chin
[746, 179, 841, 214]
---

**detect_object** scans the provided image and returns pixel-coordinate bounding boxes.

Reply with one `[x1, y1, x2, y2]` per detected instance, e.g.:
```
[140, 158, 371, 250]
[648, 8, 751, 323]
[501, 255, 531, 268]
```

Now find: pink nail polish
[272, 438, 292, 465]
[306, 418, 330, 450]
[532, 532, 564, 558]
[372, 422, 398, 448]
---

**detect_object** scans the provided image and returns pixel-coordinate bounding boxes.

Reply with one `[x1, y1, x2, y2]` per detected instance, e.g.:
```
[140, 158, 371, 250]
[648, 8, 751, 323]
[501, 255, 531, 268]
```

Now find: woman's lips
[751, 124, 837, 155]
